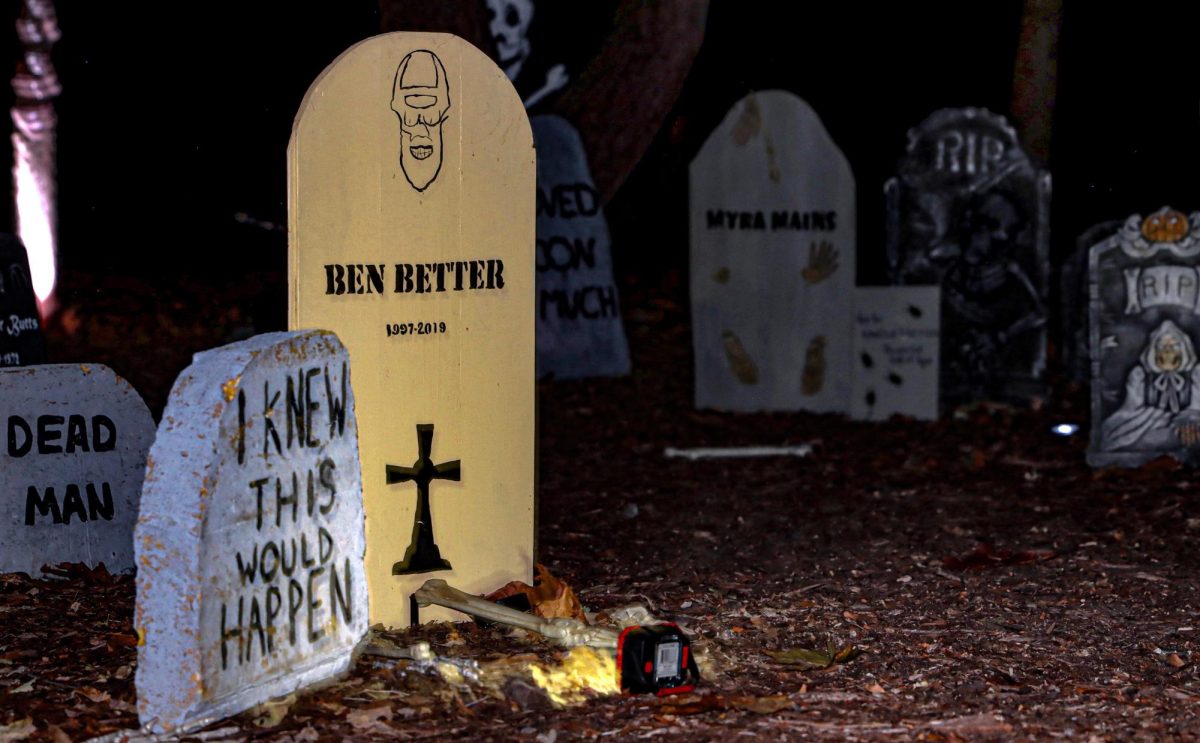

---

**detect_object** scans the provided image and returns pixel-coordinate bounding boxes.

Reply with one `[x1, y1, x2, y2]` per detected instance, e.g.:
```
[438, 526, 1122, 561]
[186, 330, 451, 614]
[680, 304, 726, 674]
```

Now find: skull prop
[487, 0, 534, 81]
[391, 50, 451, 192]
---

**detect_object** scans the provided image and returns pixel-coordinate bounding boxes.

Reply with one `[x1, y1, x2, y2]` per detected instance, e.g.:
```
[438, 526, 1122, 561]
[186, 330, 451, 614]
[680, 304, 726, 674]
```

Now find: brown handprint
[801, 335, 827, 395]
[721, 330, 759, 385]
[801, 241, 839, 285]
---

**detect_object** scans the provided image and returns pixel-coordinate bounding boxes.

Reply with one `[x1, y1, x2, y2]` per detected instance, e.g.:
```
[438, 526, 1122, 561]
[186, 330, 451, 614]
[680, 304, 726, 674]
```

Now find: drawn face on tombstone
[486, 0, 534, 80]
[391, 50, 451, 192]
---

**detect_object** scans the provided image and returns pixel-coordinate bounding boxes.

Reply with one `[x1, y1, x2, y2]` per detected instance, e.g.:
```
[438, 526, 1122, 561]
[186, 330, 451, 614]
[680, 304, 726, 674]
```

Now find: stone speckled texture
[134, 330, 367, 732]
[0, 363, 153, 576]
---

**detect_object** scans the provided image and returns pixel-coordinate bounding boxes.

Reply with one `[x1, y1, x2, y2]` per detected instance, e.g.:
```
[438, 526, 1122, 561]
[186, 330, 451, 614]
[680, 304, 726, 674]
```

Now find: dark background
[1, 0, 1198, 304]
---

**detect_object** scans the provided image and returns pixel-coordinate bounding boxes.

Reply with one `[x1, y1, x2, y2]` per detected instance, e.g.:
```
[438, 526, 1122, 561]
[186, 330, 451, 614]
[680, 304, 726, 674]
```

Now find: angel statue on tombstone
[1102, 319, 1200, 451]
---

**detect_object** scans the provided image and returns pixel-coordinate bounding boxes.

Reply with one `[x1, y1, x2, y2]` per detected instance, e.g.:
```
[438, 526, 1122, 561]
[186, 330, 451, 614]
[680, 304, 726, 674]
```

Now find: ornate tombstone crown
[1141, 207, 1191, 243]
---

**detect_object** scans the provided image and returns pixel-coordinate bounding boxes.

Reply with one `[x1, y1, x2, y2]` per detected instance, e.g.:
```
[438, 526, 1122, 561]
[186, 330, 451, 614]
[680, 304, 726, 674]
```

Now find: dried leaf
[45, 725, 71, 743]
[765, 647, 833, 669]
[833, 645, 862, 664]
[346, 705, 393, 730]
[251, 693, 296, 728]
[76, 686, 110, 704]
[486, 564, 587, 622]
[0, 719, 35, 743]
[659, 693, 793, 715]
[278, 728, 320, 743]
[924, 713, 1012, 736]
[731, 694, 793, 714]
[942, 543, 1056, 572]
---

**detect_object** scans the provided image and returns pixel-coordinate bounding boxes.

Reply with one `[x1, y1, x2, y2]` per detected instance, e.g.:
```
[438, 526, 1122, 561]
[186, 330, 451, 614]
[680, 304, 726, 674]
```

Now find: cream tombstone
[289, 32, 535, 627]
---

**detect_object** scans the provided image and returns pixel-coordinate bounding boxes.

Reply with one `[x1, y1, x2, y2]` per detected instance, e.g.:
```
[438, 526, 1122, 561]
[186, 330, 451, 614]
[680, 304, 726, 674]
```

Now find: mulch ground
[3, 269, 1200, 741]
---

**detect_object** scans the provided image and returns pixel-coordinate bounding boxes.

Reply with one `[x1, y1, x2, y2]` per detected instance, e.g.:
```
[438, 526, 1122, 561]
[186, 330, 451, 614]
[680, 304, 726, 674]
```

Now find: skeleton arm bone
[414, 579, 620, 649]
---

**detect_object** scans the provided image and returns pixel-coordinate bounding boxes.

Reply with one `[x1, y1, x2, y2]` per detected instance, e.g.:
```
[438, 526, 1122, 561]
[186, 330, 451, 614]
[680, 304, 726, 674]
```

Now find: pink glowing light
[11, 0, 61, 319]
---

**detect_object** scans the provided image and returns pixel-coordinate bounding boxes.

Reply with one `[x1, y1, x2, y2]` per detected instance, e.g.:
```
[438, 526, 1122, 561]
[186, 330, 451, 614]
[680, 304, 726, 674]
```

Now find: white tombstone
[0, 364, 153, 576]
[533, 114, 631, 379]
[851, 287, 940, 421]
[288, 33, 535, 628]
[690, 91, 856, 412]
[135, 331, 367, 732]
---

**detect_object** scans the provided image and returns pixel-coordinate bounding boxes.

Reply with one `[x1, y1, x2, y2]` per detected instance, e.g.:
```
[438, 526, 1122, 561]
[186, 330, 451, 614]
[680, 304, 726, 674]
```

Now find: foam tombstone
[288, 33, 535, 627]
[135, 331, 367, 731]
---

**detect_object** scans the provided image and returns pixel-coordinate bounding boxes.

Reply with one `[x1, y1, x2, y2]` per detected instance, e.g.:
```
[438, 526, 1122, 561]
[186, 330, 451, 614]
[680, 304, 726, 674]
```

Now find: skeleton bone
[414, 578, 619, 649]
[523, 64, 569, 109]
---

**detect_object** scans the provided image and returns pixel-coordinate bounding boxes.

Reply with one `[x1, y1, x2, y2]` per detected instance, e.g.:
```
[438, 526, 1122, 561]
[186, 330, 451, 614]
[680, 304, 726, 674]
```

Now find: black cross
[387, 423, 460, 575]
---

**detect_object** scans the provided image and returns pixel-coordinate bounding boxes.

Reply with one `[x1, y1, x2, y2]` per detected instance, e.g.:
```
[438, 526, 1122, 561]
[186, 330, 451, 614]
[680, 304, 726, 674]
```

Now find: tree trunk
[552, 0, 708, 203]
[1010, 0, 1063, 166]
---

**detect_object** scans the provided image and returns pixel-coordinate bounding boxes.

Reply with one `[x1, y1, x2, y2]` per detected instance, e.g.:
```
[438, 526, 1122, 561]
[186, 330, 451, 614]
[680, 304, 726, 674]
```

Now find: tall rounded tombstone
[1, 364, 153, 575]
[533, 114, 631, 379]
[690, 91, 856, 412]
[288, 33, 535, 627]
[135, 331, 367, 731]
[884, 108, 1051, 409]
[1088, 208, 1200, 467]
[0, 234, 46, 367]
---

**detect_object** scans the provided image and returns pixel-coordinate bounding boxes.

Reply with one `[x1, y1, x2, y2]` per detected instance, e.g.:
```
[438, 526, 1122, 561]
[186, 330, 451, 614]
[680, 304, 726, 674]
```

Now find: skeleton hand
[523, 64, 569, 109]
[801, 241, 839, 285]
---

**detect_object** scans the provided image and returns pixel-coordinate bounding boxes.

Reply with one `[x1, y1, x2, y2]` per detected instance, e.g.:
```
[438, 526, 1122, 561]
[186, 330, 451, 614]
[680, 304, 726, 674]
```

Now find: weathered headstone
[690, 91, 856, 412]
[533, 114, 630, 378]
[851, 287, 940, 421]
[289, 33, 535, 627]
[135, 330, 367, 731]
[884, 108, 1050, 408]
[1088, 208, 1200, 467]
[0, 364, 153, 576]
[1061, 219, 1123, 381]
[0, 234, 46, 367]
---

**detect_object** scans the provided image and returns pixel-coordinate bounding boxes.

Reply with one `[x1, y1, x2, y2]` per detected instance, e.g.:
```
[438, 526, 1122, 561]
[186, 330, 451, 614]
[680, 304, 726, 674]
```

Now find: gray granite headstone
[0, 234, 46, 367]
[135, 330, 367, 732]
[851, 287, 940, 421]
[0, 364, 153, 576]
[690, 91, 856, 412]
[533, 115, 631, 379]
[1088, 208, 1200, 467]
[884, 108, 1050, 408]
[1061, 220, 1123, 381]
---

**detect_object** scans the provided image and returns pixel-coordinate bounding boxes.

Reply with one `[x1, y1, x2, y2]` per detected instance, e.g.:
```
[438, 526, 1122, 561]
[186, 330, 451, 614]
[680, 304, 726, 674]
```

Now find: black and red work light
[616, 622, 701, 695]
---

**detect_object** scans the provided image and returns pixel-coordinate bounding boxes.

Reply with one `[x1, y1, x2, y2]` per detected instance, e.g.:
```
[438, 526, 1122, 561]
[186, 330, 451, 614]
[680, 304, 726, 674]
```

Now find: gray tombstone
[0, 234, 46, 367]
[851, 286, 940, 421]
[135, 331, 368, 732]
[690, 91, 856, 412]
[533, 115, 631, 379]
[0, 364, 153, 576]
[884, 108, 1050, 408]
[1088, 208, 1200, 467]
[1061, 220, 1123, 381]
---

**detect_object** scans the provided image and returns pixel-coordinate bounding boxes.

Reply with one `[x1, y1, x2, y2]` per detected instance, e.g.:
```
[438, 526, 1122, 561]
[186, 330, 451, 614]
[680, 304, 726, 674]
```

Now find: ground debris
[9, 271, 1200, 739]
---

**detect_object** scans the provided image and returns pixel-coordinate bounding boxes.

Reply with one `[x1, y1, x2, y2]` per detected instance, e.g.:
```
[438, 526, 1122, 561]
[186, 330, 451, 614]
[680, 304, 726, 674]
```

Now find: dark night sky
[1, 1, 1198, 289]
